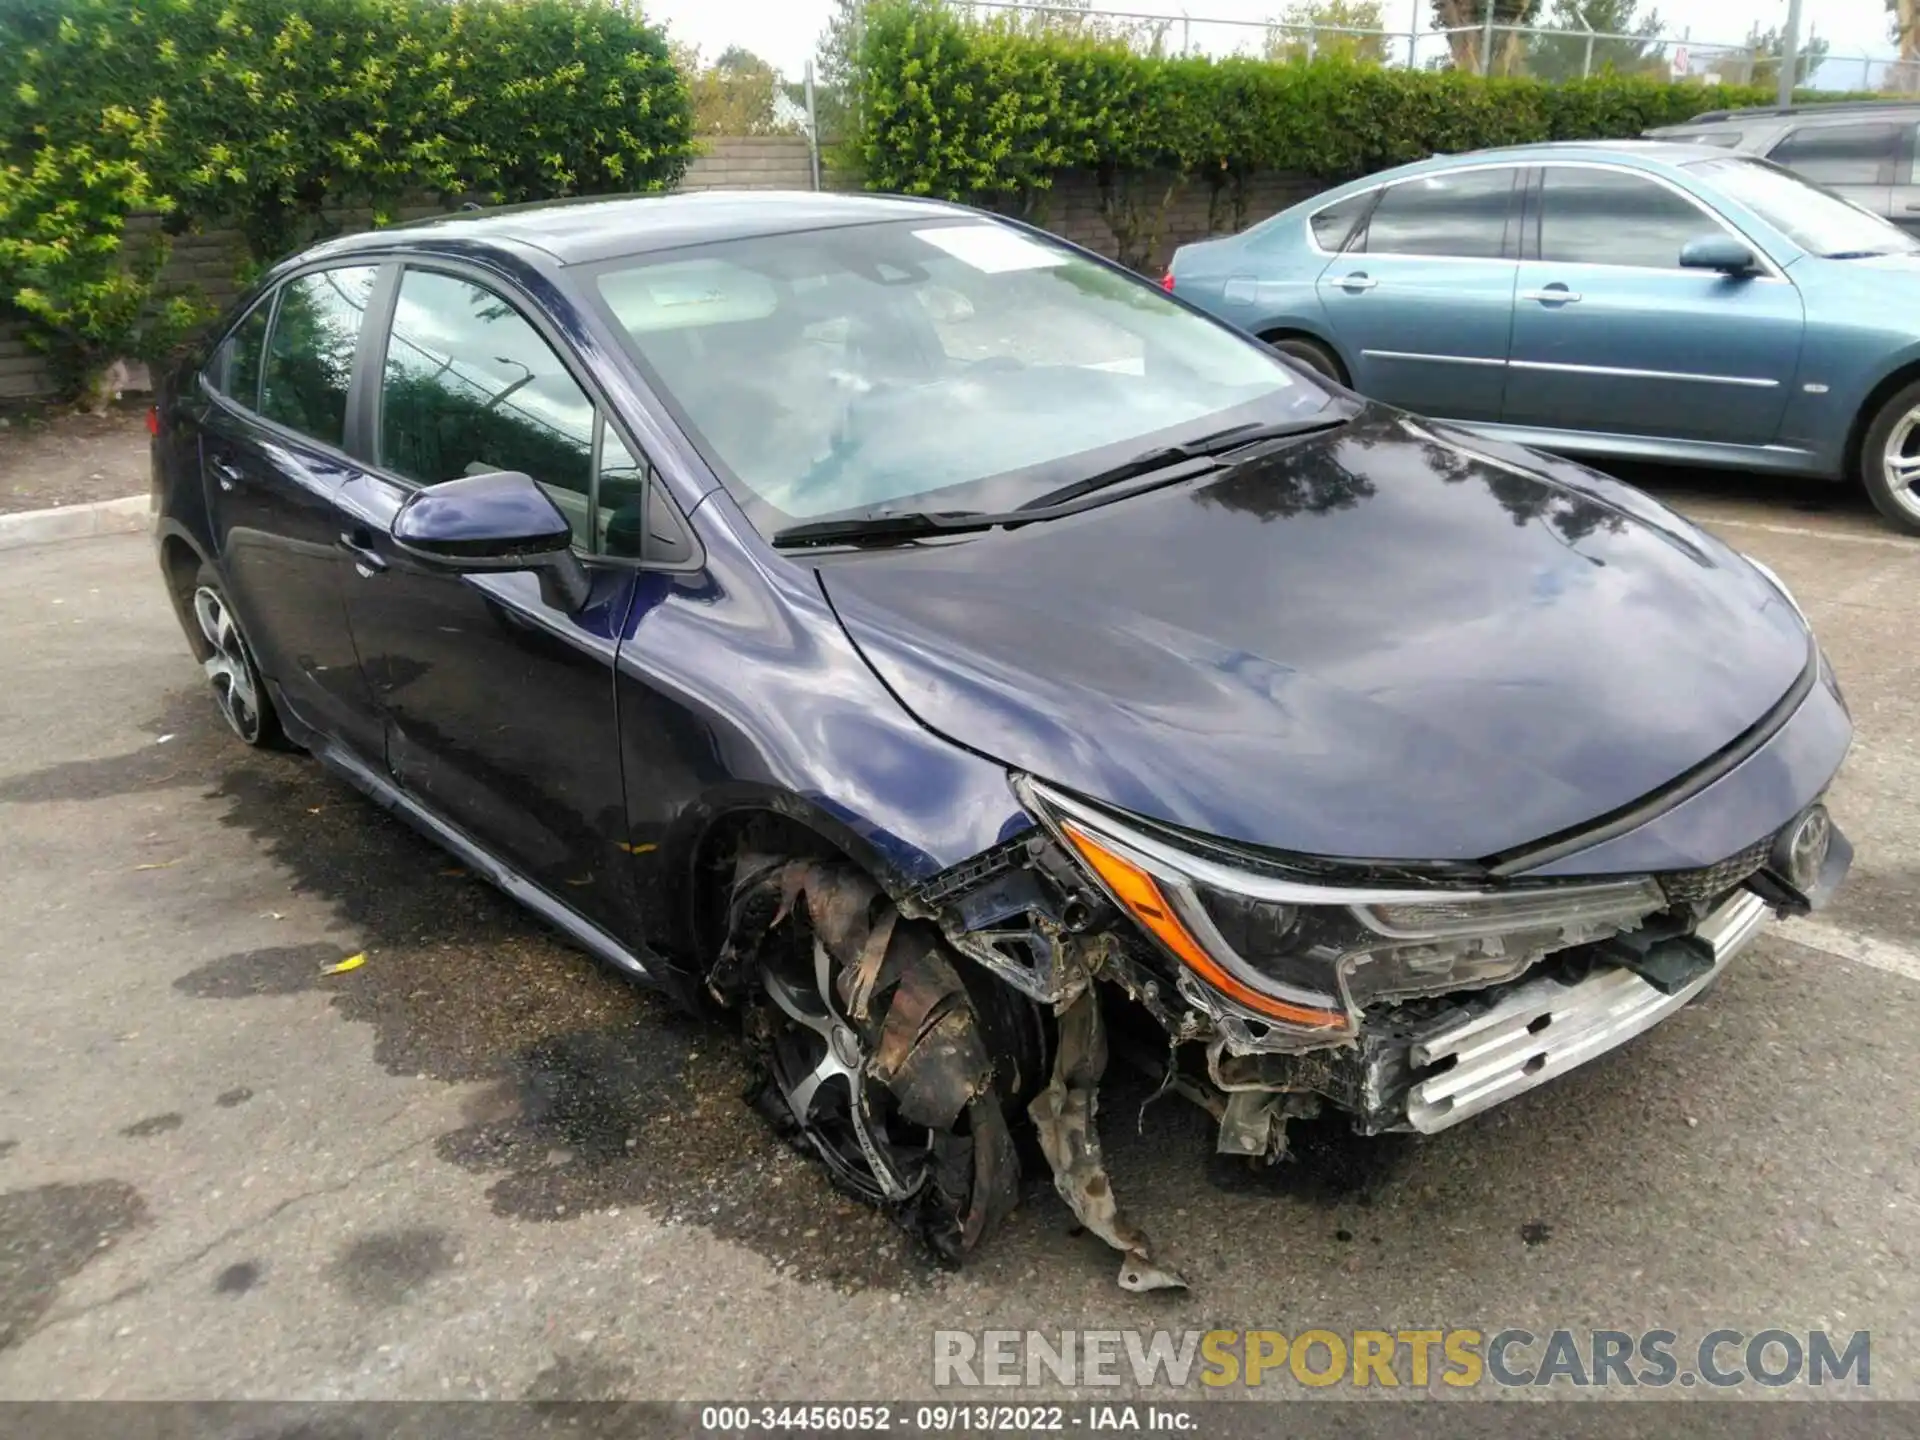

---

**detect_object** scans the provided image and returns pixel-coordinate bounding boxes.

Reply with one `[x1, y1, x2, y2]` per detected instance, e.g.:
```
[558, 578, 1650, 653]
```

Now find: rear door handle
[1333, 273, 1379, 292]
[1521, 288, 1583, 304]
[210, 458, 245, 492]
[337, 529, 388, 575]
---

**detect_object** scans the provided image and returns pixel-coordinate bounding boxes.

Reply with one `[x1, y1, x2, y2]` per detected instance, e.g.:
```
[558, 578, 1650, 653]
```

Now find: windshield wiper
[771, 409, 1358, 550]
[1014, 411, 1355, 512]
[772, 510, 1001, 549]
[1825, 248, 1913, 259]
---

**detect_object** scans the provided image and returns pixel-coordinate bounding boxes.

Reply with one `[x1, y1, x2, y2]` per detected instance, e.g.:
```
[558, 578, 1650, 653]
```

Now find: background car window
[1360, 168, 1515, 259]
[379, 268, 597, 547]
[1693, 155, 1918, 257]
[1309, 192, 1373, 252]
[213, 302, 270, 408]
[1539, 168, 1722, 270]
[1767, 123, 1901, 186]
[258, 267, 378, 445]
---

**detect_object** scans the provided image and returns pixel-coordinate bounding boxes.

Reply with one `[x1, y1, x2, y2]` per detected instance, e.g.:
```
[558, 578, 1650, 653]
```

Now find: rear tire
[1858, 379, 1920, 536]
[190, 564, 283, 748]
[729, 858, 1046, 1262]
[1265, 334, 1348, 387]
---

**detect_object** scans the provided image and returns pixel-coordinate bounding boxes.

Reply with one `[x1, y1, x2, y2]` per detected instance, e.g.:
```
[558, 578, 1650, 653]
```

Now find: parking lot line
[1700, 516, 1920, 552]
[1777, 917, 1920, 983]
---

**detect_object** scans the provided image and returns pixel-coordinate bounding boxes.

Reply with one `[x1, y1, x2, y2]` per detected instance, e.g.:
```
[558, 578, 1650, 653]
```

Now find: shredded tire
[716, 853, 1044, 1262]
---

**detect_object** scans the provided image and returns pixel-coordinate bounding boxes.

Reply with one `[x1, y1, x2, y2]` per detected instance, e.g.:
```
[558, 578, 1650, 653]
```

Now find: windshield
[585, 219, 1331, 534]
[1689, 156, 1920, 258]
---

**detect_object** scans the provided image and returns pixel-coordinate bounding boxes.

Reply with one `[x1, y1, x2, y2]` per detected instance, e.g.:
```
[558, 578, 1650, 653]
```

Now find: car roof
[1417, 139, 1739, 168]
[1661, 99, 1920, 126]
[1340, 139, 1739, 188]
[303, 190, 976, 268]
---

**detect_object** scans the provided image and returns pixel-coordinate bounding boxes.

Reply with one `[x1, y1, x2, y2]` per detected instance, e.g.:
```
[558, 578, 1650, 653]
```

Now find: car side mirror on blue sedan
[1679, 235, 1759, 277]
[392, 469, 592, 612]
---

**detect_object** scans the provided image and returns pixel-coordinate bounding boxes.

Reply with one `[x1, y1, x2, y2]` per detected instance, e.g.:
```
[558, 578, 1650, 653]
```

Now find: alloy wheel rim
[762, 935, 930, 1205]
[1882, 408, 1920, 522]
[192, 586, 262, 742]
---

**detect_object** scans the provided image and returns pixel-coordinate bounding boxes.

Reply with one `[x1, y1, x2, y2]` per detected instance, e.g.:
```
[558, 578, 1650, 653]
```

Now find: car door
[1314, 165, 1522, 422]
[1503, 164, 1804, 446]
[333, 261, 646, 939]
[1766, 119, 1902, 226]
[197, 266, 387, 758]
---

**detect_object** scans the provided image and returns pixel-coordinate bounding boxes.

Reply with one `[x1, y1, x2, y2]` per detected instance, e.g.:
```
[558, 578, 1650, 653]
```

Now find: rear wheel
[730, 858, 1046, 1260]
[190, 565, 282, 747]
[1264, 333, 1347, 386]
[1858, 380, 1920, 535]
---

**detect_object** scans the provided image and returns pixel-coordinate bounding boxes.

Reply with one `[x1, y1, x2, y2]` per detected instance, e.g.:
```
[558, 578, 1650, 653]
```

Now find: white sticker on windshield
[914, 225, 1069, 273]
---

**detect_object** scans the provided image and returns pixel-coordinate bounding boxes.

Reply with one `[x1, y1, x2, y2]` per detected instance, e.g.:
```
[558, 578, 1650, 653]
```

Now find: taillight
[145, 405, 160, 437]
[1160, 272, 1175, 292]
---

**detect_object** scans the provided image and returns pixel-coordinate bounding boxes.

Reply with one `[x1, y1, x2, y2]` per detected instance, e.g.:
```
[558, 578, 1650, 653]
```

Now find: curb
[0, 495, 150, 552]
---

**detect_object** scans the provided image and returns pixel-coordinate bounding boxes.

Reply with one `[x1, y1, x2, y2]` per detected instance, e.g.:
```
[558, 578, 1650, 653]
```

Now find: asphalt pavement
[2, 471, 1918, 1404]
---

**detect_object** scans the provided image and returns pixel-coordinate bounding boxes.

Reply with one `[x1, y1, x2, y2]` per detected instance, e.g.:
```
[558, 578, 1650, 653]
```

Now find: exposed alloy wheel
[760, 929, 932, 1205]
[191, 568, 280, 747]
[1859, 382, 1920, 536]
[727, 857, 1046, 1261]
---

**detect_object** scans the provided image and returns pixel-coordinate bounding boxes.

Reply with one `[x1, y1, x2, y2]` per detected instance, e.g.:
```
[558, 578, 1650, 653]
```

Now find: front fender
[613, 505, 1032, 970]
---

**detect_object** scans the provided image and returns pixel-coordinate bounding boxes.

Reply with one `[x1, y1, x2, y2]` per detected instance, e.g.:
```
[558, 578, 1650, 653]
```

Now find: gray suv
[1647, 101, 1920, 232]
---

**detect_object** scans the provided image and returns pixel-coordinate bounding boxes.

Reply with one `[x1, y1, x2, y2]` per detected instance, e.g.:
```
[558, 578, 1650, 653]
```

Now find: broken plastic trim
[1028, 988, 1186, 1292]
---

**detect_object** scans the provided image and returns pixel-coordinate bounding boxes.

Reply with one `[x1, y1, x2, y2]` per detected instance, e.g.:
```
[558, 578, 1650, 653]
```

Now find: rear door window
[1359, 168, 1517, 259]
[1767, 123, 1902, 185]
[258, 266, 380, 446]
[1308, 191, 1374, 253]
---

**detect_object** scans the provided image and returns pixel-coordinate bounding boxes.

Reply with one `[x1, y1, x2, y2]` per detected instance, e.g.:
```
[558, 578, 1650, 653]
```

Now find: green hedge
[0, 0, 694, 402]
[854, 0, 1785, 268]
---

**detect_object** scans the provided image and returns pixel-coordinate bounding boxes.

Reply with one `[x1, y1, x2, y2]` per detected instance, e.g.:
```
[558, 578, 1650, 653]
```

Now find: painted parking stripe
[1700, 516, 1920, 552]
[1773, 917, 1920, 982]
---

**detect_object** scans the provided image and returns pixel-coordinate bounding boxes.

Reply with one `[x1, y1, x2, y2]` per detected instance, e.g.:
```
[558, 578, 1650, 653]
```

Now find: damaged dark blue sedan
[152, 192, 1853, 1290]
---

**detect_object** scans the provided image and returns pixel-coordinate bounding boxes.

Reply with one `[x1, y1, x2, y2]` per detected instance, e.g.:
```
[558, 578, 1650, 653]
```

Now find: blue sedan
[1167, 141, 1920, 533]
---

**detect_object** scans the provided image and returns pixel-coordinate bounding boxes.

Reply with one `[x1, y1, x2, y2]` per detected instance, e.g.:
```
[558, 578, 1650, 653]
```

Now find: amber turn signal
[1059, 820, 1347, 1031]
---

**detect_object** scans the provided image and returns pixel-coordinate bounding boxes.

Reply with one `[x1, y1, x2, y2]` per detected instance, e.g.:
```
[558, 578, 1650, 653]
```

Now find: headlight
[1019, 778, 1665, 1037]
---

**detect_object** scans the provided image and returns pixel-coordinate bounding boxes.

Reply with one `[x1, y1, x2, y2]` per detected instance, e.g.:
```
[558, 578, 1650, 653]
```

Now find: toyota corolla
[151, 192, 1853, 1290]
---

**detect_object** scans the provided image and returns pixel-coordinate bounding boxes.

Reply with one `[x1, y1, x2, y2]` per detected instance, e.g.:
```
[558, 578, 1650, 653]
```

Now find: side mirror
[391, 470, 590, 611]
[1680, 235, 1758, 277]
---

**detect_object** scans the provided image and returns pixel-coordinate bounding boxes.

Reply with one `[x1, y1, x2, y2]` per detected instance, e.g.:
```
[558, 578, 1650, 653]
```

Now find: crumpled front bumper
[1403, 887, 1771, 1133]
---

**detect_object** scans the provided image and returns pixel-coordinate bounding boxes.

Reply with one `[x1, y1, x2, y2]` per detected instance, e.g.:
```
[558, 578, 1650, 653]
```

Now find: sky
[646, 0, 1900, 84]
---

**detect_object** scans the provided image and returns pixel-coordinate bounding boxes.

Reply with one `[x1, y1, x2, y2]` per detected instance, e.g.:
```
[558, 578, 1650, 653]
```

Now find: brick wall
[679, 134, 820, 193]
[0, 133, 1326, 400]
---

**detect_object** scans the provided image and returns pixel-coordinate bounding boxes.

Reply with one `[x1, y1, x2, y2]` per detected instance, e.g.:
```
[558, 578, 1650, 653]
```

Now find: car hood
[815, 411, 1813, 864]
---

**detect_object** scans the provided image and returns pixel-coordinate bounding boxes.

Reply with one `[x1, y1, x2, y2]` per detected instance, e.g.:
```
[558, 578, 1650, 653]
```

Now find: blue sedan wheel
[1861, 381, 1920, 536]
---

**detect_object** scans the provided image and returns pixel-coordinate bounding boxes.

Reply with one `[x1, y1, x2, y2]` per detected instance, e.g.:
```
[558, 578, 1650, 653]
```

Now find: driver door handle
[337, 529, 388, 575]
[1522, 288, 1583, 304]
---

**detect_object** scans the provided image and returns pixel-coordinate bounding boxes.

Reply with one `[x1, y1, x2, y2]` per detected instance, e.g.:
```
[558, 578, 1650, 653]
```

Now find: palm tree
[1891, 0, 1920, 92]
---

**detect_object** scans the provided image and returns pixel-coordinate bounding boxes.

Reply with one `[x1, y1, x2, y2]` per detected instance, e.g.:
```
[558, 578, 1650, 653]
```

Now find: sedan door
[1503, 165, 1804, 446]
[334, 262, 645, 941]
[1315, 165, 1522, 422]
